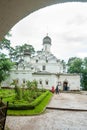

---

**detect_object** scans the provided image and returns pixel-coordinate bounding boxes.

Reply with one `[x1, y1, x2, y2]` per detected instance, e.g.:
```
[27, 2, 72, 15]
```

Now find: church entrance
[63, 81, 68, 91]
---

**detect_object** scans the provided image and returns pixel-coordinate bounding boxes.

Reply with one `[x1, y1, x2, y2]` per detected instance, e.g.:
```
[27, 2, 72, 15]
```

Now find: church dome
[43, 35, 51, 45]
[24, 49, 31, 56]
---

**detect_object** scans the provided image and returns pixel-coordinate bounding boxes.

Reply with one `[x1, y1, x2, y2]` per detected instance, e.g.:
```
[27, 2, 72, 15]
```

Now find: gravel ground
[5, 110, 87, 130]
[5, 92, 87, 130]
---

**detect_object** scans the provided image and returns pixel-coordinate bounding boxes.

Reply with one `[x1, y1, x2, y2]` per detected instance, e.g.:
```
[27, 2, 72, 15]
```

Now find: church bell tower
[43, 35, 52, 53]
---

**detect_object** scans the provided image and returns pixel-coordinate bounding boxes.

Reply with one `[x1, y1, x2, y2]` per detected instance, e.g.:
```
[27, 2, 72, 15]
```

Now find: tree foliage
[67, 57, 83, 73]
[0, 32, 14, 84]
[67, 57, 87, 90]
[9, 44, 35, 61]
[0, 32, 12, 53]
[0, 54, 13, 84]
[81, 57, 87, 90]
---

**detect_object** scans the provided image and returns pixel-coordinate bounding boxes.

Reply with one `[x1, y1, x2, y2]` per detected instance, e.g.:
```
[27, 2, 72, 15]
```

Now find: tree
[81, 57, 87, 90]
[0, 32, 14, 86]
[83, 57, 87, 68]
[67, 57, 83, 73]
[0, 32, 12, 52]
[9, 44, 35, 61]
[81, 69, 87, 90]
[0, 54, 13, 85]
[67, 57, 87, 90]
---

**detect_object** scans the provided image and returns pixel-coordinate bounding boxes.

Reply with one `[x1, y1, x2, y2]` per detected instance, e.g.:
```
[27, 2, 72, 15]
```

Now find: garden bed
[0, 88, 53, 115]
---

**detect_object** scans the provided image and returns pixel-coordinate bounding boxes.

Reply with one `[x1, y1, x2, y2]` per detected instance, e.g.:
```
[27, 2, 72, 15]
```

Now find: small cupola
[43, 35, 52, 53]
[43, 36, 51, 45]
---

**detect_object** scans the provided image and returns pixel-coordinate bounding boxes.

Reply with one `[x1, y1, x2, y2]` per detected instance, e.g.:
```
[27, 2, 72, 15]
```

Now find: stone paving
[47, 92, 87, 110]
[5, 92, 87, 130]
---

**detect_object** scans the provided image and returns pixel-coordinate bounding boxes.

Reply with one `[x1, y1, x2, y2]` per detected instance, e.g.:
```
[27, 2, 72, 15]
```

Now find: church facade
[2, 36, 80, 90]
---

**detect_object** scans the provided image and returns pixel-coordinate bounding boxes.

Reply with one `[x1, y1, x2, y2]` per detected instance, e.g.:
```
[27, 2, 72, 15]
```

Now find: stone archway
[0, 0, 87, 40]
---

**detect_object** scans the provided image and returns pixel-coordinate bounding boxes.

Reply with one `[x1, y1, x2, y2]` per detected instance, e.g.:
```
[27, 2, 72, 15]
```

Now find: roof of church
[43, 35, 51, 40]
[43, 35, 51, 45]
[33, 71, 55, 75]
[32, 51, 61, 62]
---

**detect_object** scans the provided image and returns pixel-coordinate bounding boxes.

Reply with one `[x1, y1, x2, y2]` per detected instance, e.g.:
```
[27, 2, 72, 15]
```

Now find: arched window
[46, 59, 48, 63]
[39, 80, 42, 85]
[23, 79, 25, 83]
[45, 80, 49, 85]
[42, 65, 46, 70]
[36, 59, 38, 63]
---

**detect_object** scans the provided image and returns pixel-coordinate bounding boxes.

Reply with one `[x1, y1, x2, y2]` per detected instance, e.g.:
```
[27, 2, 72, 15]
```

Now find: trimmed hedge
[7, 91, 53, 116]
[8, 91, 49, 110]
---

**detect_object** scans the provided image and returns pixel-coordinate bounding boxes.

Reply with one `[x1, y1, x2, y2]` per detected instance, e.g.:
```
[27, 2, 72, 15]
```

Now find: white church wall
[33, 74, 57, 90]
[43, 44, 51, 52]
[48, 59, 57, 64]
[24, 56, 30, 63]
[33, 62, 63, 73]
[59, 74, 80, 90]
[46, 63, 63, 73]
[46, 64, 58, 73]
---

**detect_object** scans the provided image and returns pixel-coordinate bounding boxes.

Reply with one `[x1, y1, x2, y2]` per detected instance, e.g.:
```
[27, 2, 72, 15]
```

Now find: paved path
[5, 92, 87, 130]
[47, 92, 87, 110]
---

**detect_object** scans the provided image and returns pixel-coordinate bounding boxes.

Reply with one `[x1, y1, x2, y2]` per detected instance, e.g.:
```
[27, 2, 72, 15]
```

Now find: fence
[0, 98, 8, 130]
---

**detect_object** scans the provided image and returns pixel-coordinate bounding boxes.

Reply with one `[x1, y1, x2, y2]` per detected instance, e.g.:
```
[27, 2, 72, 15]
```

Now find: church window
[42, 65, 46, 70]
[57, 59, 59, 63]
[46, 60, 48, 63]
[46, 80, 48, 85]
[31, 67, 34, 70]
[23, 79, 25, 83]
[39, 80, 42, 85]
[36, 59, 38, 63]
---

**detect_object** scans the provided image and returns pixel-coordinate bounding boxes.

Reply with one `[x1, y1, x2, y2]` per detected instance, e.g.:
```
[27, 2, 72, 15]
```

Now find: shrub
[8, 91, 49, 110]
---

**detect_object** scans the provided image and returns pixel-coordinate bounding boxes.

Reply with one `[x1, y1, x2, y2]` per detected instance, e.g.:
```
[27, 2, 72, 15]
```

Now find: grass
[0, 89, 53, 115]
[0, 89, 15, 98]
[7, 91, 53, 116]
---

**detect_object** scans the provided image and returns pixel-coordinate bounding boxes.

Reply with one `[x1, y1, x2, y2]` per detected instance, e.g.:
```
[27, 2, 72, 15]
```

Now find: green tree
[9, 44, 35, 61]
[67, 57, 83, 73]
[83, 57, 87, 68]
[0, 32, 12, 52]
[81, 69, 87, 90]
[67, 57, 87, 90]
[81, 57, 87, 90]
[0, 54, 13, 85]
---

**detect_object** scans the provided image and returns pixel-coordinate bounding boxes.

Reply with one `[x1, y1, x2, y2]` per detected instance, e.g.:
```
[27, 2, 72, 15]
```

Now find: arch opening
[0, 0, 87, 39]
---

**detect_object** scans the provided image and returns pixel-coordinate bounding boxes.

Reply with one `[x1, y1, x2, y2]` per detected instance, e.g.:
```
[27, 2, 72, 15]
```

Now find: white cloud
[9, 2, 87, 62]
[77, 52, 87, 59]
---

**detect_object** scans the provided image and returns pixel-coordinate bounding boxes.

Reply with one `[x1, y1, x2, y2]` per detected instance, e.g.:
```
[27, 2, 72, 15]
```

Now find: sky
[9, 2, 87, 62]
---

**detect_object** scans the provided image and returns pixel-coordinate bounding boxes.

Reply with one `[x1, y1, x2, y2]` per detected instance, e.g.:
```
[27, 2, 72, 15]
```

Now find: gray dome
[43, 36, 51, 45]
[24, 49, 31, 56]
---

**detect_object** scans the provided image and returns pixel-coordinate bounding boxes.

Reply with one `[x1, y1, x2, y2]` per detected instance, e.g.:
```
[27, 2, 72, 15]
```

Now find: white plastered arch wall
[0, 0, 87, 40]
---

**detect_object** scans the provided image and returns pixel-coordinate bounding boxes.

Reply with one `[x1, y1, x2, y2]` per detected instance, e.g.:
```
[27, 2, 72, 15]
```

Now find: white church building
[2, 35, 80, 90]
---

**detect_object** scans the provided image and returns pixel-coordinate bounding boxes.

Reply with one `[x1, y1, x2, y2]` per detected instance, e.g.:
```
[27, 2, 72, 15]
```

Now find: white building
[2, 35, 80, 90]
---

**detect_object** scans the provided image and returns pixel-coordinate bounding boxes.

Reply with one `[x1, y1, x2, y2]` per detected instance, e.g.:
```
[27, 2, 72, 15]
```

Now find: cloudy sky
[9, 2, 87, 62]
